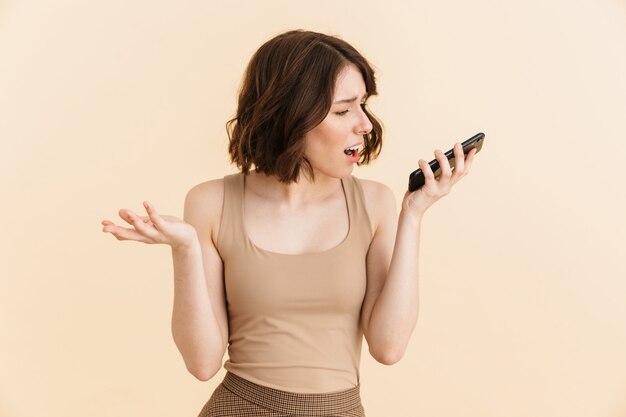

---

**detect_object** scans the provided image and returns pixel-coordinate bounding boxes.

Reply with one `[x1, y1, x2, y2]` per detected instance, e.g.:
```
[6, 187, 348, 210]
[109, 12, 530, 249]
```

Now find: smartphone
[408, 132, 485, 192]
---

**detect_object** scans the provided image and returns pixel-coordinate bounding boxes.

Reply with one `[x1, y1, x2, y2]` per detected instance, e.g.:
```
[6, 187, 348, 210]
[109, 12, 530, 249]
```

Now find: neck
[247, 169, 341, 207]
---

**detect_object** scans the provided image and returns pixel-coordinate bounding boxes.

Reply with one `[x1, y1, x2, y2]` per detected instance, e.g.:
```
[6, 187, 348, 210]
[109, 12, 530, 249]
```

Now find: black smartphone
[408, 132, 485, 192]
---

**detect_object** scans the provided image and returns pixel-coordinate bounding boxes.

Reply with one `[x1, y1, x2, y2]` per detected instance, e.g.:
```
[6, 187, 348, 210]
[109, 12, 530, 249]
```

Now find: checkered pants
[197, 372, 366, 417]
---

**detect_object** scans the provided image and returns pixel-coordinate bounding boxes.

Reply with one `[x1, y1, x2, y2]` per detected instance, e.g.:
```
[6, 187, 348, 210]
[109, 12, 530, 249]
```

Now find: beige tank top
[215, 172, 373, 393]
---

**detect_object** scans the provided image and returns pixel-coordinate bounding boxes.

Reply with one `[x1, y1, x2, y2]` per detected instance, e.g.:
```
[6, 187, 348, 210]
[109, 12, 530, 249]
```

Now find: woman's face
[302, 64, 373, 180]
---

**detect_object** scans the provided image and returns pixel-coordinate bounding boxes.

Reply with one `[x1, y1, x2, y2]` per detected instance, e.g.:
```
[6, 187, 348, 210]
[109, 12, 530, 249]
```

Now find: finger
[101, 220, 119, 232]
[103, 222, 153, 243]
[118, 209, 150, 225]
[451, 142, 465, 178]
[124, 210, 160, 240]
[435, 149, 452, 180]
[143, 201, 164, 229]
[419, 159, 435, 183]
[102, 220, 114, 232]
[119, 209, 136, 225]
[463, 148, 477, 173]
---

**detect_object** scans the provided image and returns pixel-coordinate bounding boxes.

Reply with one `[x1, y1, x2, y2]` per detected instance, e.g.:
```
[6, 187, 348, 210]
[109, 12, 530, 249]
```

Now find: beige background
[1, 0, 625, 416]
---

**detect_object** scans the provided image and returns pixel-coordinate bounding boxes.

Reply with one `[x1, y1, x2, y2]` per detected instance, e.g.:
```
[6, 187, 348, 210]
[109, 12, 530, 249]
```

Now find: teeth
[344, 144, 364, 155]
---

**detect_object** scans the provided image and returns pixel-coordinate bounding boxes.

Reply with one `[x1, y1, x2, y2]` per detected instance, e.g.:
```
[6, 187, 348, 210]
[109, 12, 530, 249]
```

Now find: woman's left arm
[361, 143, 477, 365]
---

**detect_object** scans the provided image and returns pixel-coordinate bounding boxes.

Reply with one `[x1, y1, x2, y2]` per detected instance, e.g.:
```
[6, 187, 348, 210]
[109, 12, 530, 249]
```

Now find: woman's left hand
[402, 142, 477, 219]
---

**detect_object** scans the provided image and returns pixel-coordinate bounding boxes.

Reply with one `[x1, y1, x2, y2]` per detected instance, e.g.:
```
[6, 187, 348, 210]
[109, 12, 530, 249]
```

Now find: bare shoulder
[357, 178, 393, 198]
[184, 178, 225, 245]
[354, 177, 397, 234]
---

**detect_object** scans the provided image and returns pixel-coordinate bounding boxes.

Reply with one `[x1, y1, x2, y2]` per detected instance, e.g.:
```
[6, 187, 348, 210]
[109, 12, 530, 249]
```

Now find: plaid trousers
[197, 372, 366, 417]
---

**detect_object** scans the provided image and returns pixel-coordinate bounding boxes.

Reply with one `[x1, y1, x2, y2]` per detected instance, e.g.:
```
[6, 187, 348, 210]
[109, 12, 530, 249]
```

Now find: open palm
[101, 201, 197, 249]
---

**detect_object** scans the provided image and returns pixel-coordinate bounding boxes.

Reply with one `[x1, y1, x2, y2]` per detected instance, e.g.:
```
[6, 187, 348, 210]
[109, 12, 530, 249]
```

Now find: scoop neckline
[241, 174, 352, 257]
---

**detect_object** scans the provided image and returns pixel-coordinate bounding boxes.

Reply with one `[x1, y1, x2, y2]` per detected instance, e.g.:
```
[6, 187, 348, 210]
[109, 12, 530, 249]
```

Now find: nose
[355, 106, 373, 135]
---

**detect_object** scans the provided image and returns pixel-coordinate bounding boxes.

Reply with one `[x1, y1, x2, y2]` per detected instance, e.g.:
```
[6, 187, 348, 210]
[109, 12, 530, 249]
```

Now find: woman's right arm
[171, 179, 229, 381]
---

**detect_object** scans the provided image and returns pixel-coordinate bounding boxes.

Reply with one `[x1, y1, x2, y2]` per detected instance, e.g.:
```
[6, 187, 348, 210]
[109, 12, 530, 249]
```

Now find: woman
[101, 29, 476, 417]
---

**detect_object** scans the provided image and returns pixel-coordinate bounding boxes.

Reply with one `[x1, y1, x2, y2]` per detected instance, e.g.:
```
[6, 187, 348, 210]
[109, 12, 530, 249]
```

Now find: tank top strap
[216, 172, 246, 257]
[343, 175, 374, 244]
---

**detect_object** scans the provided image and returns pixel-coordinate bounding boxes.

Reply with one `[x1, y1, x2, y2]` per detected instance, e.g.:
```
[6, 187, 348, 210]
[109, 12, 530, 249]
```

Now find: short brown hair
[226, 29, 383, 183]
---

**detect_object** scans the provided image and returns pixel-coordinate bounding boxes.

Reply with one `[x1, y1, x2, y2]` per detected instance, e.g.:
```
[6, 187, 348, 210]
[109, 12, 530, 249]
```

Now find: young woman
[101, 29, 476, 417]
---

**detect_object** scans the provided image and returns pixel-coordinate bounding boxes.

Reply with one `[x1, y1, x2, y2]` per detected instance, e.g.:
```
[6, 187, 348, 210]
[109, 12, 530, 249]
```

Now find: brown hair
[226, 29, 383, 183]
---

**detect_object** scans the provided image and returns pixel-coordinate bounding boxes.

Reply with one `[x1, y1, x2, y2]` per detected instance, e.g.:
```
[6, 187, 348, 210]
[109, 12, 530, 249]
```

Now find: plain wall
[1, 1, 625, 416]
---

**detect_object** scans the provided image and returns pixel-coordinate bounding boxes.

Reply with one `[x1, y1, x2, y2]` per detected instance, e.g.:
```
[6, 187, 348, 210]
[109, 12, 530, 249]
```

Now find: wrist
[399, 206, 424, 227]
[171, 235, 200, 252]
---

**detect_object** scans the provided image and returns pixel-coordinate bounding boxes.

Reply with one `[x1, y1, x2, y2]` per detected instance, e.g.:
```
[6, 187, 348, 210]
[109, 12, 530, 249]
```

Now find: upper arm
[183, 179, 229, 351]
[359, 180, 398, 339]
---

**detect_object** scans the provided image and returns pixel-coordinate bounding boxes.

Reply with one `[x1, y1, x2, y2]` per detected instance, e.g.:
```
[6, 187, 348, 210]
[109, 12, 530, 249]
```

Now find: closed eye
[334, 102, 367, 116]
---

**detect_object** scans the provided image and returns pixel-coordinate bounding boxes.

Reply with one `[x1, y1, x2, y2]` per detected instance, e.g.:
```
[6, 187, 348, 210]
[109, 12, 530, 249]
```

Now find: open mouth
[343, 143, 364, 157]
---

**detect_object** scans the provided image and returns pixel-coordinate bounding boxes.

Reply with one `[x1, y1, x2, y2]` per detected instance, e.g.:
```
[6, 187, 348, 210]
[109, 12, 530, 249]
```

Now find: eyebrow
[333, 94, 368, 104]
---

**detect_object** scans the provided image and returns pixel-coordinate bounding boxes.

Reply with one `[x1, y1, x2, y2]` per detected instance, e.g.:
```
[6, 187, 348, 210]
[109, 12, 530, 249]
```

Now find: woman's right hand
[101, 200, 198, 250]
